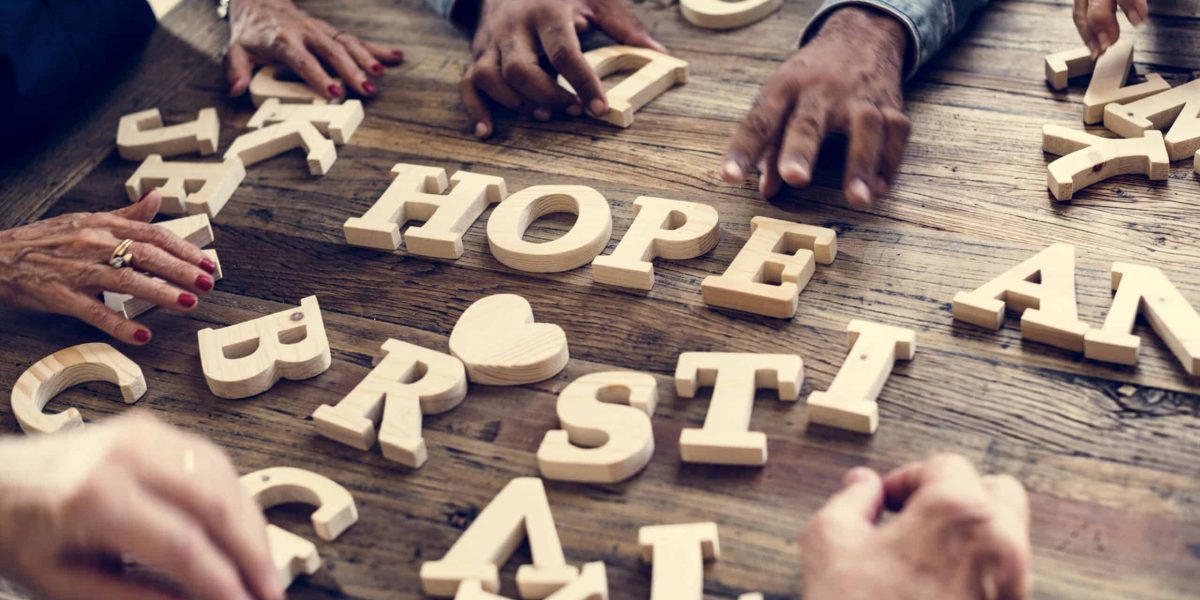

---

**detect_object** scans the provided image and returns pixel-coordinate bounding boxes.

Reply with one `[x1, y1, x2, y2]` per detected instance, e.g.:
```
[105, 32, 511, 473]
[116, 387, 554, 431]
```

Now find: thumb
[824, 466, 886, 525]
[114, 189, 162, 223]
[590, 2, 667, 53]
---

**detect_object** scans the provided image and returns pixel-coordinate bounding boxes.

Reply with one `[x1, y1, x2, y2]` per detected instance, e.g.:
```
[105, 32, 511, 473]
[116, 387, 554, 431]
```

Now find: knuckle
[115, 267, 140, 289]
[80, 301, 114, 327]
[163, 529, 201, 566]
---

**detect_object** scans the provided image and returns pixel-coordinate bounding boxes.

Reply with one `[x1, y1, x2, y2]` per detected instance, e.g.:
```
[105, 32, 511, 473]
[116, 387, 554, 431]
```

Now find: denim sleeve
[800, 0, 991, 78]
[424, 0, 458, 18]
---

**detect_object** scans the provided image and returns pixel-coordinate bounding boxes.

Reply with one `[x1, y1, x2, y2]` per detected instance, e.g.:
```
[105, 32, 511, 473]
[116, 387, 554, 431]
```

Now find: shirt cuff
[799, 0, 953, 80]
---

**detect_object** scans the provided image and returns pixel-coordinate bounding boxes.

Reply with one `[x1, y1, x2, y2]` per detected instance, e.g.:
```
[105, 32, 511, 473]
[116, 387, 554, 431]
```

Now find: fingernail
[138, 188, 153, 202]
[758, 174, 771, 197]
[328, 83, 343, 98]
[1130, 10, 1146, 26]
[133, 329, 151, 343]
[781, 160, 811, 185]
[533, 108, 551, 122]
[391, 49, 404, 58]
[567, 103, 583, 117]
[1097, 32, 1112, 50]
[474, 122, 490, 138]
[588, 98, 607, 116]
[371, 63, 385, 75]
[199, 257, 216, 274]
[229, 77, 245, 96]
[721, 161, 744, 181]
[843, 466, 873, 488]
[195, 274, 214, 292]
[849, 178, 873, 207]
[362, 81, 377, 95]
[178, 293, 197, 308]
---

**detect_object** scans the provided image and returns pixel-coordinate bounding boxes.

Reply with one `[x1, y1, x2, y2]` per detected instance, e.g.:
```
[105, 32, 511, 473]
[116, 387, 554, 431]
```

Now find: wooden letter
[1104, 79, 1200, 160]
[344, 163, 508, 257]
[240, 467, 358, 587]
[675, 353, 803, 465]
[117, 107, 219, 161]
[248, 98, 364, 144]
[449, 294, 569, 386]
[680, 0, 783, 29]
[420, 477, 579, 599]
[559, 46, 687, 128]
[592, 196, 720, 290]
[806, 320, 916, 434]
[1082, 38, 1168, 124]
[1044, 129, 1167, 201]
[125, 154, 245, 217]
[103, 214, 223, 319]
[249, 65, 337, 107]
[312, 339, 467, 468]
[537, 371, 657, 483]
[11, 343, 146, 435]
[487, 185, 613, 273]
[1044, 46, 1095, 90]
[1084, 263, 1199, 375]
[701, 217, 837, 318]
[638, 523, 719, 600]
[952, 243, 1091, 351]
[198, 296, 332, 399]
[454, 562, 608, 600]
[224, 120, 336, 176]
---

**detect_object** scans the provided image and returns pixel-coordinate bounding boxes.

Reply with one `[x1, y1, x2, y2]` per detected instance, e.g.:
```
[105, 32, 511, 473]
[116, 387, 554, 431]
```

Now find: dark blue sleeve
[0, 0, 156, 146]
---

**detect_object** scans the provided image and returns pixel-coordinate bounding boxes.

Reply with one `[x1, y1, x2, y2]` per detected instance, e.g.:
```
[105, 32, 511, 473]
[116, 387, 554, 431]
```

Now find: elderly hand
[720, 5, 910, 208]
[0, 412, 281, 600]
[0, 191, 214, 345]
[1073, 0, 1148, 57]
[461, 0, 666, 138]
[225, 0, 405, 100]
[802, 454, 1032, 600]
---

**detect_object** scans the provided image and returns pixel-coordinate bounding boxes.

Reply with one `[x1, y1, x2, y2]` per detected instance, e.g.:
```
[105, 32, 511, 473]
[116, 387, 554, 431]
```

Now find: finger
[537, 20, 606, 116]
[1086, 0, 1121, 53]
[474, 49, 524, 110]
[882, 453, 982, 512]
[83, 264, 199, 313]
[134, 447, 280, 600]
[1073, 0, 1101, 57]
[225, 44, 254, 97]
[778, 99, 829, 188]
[843, 102, 885, 209]
[60, 290, 151, 345]
[498, 31, 577, 112]
[878, 107, 911, 188]
[35, 565, 183, 600]
[589, 1, 667, 52]
[983, 475, 1032, 600]
[124, 243, 214, 295]
[307, 32, 373, 96]
[104, 219, 209, 270]
[461, 67, 496, 138]
[362, 39, 405, 65]
[823, 466, 885, 526]
[758, 140, 783, 199]
[112, 190, 162, 223]
[274, 34, 342, 100]
[338, 34, 387, 77]
[1115, 0, 1148, 26]
[721, 90, 791, 183]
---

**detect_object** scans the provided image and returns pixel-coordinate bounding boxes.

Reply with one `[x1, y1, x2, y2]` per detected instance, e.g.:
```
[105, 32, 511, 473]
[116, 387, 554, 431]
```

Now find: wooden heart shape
[449, 294, 570, 385]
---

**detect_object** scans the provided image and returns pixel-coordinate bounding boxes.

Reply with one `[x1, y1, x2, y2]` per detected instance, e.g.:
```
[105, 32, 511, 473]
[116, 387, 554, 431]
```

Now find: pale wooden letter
[807, 320, 917, 434]
[592, 196, 719, 290]
[638, 523, 720, 600]
[1084, 262, 1200, 375]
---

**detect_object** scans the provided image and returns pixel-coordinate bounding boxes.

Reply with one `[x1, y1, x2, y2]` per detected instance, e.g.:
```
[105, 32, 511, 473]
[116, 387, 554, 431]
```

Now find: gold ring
[109, 239, 135, 269]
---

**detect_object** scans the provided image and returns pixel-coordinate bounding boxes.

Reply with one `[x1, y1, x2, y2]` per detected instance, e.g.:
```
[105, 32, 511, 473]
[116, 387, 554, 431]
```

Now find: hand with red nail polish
[801, 455, 1032, 600]
[719, 6, 910, 209]
[459, 0, 666, 138]
[224, 0, 404, 100]
[1073, 0, 1148, 57]
[0, 190, 213, 346]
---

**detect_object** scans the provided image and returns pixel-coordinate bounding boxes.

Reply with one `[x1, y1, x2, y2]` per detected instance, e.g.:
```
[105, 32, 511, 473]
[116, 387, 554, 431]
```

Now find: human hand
[1073, 0, 1148, 57]
[0, 412, 281, 600]
[720, 5, 910, 208]
[225, 0, 405, 99]
[461, 0, 666, 138]
[0, 191, 214, 345]
[801, 454, 1032, 600]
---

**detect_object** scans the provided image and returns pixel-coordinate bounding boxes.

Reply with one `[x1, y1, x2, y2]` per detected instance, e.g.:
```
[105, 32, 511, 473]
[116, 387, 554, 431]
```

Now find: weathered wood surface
[0, 0, 1198, 598]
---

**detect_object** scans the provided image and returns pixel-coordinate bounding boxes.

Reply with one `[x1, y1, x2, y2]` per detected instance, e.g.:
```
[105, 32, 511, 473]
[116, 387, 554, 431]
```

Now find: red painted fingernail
[391, 50, 403, 58]
[138, 188, 153, 202]
[199, 257, 216, 273]
[363, 81, 377, 95]
[178, 293, 197, 308]
[195, 274, 214, 292]
[371, 63, 384, 75]
[328, 84, 343, 98]
[133, 329, 151, 343]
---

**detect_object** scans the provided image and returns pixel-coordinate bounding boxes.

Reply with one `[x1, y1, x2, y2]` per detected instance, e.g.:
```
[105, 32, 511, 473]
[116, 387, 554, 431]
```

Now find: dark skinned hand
[1073, 0, 1147, 57]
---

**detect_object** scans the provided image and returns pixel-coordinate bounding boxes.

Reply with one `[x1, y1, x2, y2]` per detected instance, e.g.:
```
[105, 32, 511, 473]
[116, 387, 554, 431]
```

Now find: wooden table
[1, 0, 1197, 598]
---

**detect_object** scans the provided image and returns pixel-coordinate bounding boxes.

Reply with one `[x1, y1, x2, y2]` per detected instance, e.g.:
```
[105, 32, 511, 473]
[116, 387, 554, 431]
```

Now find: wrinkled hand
[802, 455, 1032, 600]
[720, 6, 910, 208]
[0, 413, 280, 600]
[226, 0, 405, 99]
[0, 191, 214, 345]
[461, 0, 666, 138]
[1073, 0, 1148, 57]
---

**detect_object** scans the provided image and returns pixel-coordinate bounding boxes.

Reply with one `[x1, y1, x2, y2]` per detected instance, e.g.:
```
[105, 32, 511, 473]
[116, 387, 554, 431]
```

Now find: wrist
[809, 5, 909, 75]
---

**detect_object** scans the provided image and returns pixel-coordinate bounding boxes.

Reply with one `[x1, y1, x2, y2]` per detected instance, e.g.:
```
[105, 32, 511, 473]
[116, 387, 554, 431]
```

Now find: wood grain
[0, 0, 1197, 598]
